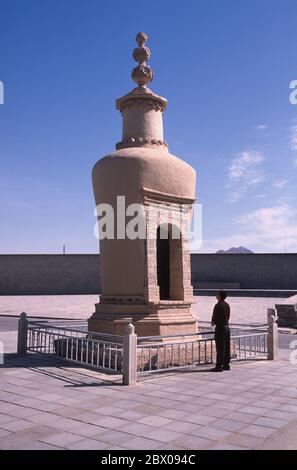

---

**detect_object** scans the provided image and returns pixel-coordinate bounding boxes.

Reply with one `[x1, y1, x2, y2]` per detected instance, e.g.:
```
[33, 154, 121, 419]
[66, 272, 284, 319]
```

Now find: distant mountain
[216, 246, 254, 254]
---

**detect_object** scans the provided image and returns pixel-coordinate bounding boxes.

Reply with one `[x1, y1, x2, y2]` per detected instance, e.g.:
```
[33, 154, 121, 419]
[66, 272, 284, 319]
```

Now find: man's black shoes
[209, 365, 230, 372]
[209, 367, 223, 372]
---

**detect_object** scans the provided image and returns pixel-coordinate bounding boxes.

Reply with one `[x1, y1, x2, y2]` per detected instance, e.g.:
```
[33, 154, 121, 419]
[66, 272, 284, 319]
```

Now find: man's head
[216, 291, 227, 302]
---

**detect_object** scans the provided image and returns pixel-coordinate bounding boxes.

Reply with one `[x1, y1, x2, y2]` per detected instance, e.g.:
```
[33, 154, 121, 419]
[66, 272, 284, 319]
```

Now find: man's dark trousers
[215, 325, 230, 369]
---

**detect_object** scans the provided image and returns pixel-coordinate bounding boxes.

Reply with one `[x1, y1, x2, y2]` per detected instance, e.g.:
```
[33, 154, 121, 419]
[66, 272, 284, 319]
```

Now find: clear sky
[0, 0, 297, 253]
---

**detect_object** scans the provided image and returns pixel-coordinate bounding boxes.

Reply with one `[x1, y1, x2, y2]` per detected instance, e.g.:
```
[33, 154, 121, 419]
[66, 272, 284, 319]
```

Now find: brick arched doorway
[157, 224, 184, 301]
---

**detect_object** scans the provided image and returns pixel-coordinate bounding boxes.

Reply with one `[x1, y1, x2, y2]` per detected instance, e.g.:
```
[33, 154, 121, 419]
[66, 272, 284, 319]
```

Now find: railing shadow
[1, 352, 66, 369]
[0, 353, 123, 387]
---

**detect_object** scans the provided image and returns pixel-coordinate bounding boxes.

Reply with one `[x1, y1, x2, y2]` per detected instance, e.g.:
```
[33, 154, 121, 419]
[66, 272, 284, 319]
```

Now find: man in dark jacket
[210, 291, 231, 372]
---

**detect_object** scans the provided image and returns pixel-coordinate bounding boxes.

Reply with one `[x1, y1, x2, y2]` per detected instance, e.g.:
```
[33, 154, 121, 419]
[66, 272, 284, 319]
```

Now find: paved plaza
[0, 349, 297, 450]
[0, 294, 290, 324]
[0, 295, 297, 450]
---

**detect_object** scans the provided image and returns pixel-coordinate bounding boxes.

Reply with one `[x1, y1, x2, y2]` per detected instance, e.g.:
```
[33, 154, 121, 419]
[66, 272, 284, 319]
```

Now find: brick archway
[157, 224, 184, 301]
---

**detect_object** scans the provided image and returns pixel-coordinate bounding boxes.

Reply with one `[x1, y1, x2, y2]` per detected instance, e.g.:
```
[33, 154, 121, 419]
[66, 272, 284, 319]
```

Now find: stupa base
[88, 300, 198, 338]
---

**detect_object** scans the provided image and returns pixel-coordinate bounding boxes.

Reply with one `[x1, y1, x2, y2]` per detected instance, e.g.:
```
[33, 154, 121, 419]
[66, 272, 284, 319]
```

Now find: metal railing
[199, 321, 268, 358]
[230, 332, 267, 359]
[26, 320, 123, 374]
[137, 336, 215, 373]
[136, 323, 268, 374]
[17, 312, 278, 385]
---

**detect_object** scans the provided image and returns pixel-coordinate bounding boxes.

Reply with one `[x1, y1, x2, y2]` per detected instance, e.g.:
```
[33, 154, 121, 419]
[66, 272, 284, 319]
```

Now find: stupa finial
[131, 32, 153, 87]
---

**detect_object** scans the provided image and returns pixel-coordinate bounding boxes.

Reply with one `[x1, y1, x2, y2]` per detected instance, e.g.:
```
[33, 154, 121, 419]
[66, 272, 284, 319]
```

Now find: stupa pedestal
[88, 32, 197, 337]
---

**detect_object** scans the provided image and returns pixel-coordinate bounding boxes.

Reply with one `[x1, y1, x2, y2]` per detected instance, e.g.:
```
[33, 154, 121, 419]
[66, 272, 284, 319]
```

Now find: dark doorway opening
[156, 224, 184, 301]
[157, 225, 170, 300]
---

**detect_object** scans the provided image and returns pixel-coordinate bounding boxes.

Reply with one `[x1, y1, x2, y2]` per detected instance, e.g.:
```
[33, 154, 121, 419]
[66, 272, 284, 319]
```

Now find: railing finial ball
[127, 323, 135, 335]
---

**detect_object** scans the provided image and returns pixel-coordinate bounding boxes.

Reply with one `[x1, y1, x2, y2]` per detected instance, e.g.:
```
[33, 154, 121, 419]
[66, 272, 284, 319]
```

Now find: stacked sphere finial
[131, 32, 153, 87]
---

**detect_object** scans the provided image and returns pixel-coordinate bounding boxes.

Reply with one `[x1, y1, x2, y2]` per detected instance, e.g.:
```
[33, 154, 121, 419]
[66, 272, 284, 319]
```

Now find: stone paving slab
[256, 418, 297, 450]
[0, 348, 297, 450]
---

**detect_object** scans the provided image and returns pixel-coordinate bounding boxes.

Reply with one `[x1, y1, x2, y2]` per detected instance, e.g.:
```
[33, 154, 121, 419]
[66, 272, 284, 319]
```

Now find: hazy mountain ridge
[216, 246, 254, 254]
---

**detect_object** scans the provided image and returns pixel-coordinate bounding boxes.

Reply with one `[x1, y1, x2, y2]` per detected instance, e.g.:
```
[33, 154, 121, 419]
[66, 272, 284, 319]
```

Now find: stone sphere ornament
[131, 32, 153, 87]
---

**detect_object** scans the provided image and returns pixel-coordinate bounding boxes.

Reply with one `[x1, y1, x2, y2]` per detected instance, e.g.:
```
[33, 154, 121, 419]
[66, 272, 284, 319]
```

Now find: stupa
[88, 32, 197, 336]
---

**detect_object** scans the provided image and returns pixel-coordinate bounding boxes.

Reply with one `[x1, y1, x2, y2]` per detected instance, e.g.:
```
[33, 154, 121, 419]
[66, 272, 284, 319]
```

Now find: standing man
[210, 291, 231, 372]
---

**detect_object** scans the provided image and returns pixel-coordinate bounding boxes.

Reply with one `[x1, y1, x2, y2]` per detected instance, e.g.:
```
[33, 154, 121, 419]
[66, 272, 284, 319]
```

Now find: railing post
[122, 323, 137, 386]
[267, 308, 276, 323]
[17, 312, 28, 356]
[267, 314, 278, 360]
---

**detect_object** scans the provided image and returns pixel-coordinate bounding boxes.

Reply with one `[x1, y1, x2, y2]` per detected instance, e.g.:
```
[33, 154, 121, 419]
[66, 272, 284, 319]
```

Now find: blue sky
[0, 0, 297, 253]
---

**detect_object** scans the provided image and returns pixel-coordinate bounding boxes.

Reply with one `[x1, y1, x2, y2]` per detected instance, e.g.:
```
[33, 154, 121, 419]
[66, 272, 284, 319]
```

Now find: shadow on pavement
[0, 353, 122, 387]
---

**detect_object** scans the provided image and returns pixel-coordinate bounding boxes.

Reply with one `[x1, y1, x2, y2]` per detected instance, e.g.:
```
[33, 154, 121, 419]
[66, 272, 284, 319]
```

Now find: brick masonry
[191, 253, 297, 290]
[0, 254, 100, 295]
[0, 253, 296, 295]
